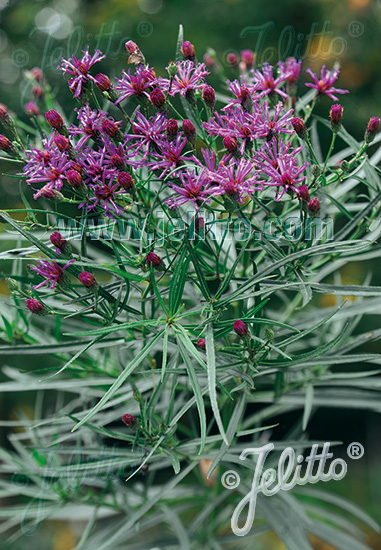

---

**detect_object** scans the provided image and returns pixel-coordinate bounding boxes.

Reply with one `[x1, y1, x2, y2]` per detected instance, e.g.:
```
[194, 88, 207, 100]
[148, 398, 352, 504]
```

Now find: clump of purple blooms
[13, 41, 358, 220]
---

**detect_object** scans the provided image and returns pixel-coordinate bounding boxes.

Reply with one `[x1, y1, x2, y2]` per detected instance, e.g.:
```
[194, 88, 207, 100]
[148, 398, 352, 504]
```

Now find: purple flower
[58, 48, 106, 98]
[254, 101, 294, 139]
[82, 169, 127, 218]
[125, 109, 167, 159]
[278, 58, 302, 84]
[256, 138, 308, 201]
[305, 65, 349, 101]
[223, 77, 259, 111]
[69, 105, 121, 149]
[27, 155, 72, 198]
[115, 65, 157, 103]
[163, 60, 209, 98]
[149, 134, 189, 179]
[251, 63, 291, 100]
[211, 158, 262, 203]
[203, 107, 258, 153]
[30, 258, 75, 290]
[166, 168, 215, 209]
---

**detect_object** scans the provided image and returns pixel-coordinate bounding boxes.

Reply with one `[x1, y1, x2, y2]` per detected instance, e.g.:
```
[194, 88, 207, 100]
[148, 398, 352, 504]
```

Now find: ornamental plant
[0, 25, 381, 549]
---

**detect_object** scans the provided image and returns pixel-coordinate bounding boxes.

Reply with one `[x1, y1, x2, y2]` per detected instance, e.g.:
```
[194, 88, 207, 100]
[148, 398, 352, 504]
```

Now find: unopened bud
[330, 104, 343, 133]
[227, 52, 239, 67]
[122, 413, 137, 428]
[233, 319, 249, 339]
[26, 298, 46, 315]
[166, 118, 178, 140]
[364, 117, 380, 143]
[117, 171, 134, 191]
[66, 169, 83, 188]
[197, 338, 206, 350]
[45, 109, 64, 130]
[182, 119, 196, 145]
[308, 197, 320, 215]
[291, 117, 308, 140]
[25, 102, 39, 116]
[181, 41, 196, 61]
[202, 85, 215, 109]
[78, 271, 97, 288]
[150, 88, 166, 109]
[296, 185, 310, 202]
[223, 136, 238, 153]
[95, 73, 112, 92]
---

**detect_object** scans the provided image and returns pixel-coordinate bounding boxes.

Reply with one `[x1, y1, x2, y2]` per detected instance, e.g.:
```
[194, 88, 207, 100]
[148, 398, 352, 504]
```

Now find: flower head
[163, 60, 209, 98]
[30, 258, 75, 290]
[278, 57, 301, 84]
[115, 65, 157, 103]
[305, 65, 349, 101]
[251, 63, 290, 100]
[58, 47, 105, 97]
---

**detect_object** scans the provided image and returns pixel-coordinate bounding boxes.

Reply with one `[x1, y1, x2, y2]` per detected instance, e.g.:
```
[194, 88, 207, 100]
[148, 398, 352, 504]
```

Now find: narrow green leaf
[72, 330, 165, 431]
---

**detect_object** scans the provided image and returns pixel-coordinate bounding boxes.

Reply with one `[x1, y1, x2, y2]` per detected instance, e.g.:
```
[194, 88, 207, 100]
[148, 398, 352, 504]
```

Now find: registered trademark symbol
[347, 442, 365, 459]
[348, 21, 364, 38]
[137, 21, 153, 38]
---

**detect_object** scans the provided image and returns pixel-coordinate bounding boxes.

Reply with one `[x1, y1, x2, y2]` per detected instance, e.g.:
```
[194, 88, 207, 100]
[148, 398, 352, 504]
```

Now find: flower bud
[264, 328, 274, 341]
[233, 320, 249, 339]
[95, 73, 112, 92]
[181, 41, 196, 61]
[182, 119, 196, 145]
[50, 231, 69, 254]
[46, 109, 64, 130]
[240, 49, 255, 69]
[166, 118, 178, 140]
[0, 104, 8, 120]
[78, 271, 97, 288]
[365, 117, 380, 144]
[240, 87, 253, 112]
[223, 136, 238, 153]
[66, 169, 83, 188]
[122, 414, 137, 427]
[202, 85, 215, 109]
[203, 53, 216, 68]
[125, 40, 139, 55]
[36, 187, 64, 201]
[25, 102, 39, 116]
[146, 252, 161, 268]
[33, 86, 44, 99]
[26, 298, 46, 315]
[291, 117, 308, 140]
[5, 277, 19, 291]
[330, 104, 343, 133]
[150, 88, 166, 109]
[308, 197, 320, 215]
[227, 52, 239, 67]
[167, 61, 178, 78]
[53, 134, 70, 151]
[0, 134, 14, 153]
[117, 171, 134, 190]
[101, 119, 120, 139]
[31, 67, 43, 81]
[296, 185, 310, 202]
[197, 338, 206, 350]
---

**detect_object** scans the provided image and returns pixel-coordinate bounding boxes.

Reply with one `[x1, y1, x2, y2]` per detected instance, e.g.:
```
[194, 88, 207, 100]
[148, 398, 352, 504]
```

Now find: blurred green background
[1, 0, 381, 548]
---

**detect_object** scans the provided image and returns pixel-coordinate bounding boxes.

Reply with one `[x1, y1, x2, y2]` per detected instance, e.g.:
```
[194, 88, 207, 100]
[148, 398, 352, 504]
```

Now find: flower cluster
[12, 42, 357, 222]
